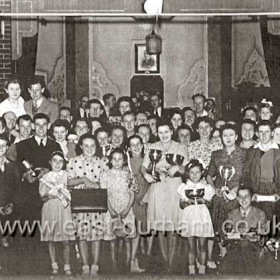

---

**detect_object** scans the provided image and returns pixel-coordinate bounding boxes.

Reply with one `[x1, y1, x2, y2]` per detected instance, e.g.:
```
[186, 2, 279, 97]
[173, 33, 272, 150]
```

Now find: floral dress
[39, 170, 75, 242]
[207, 147, 247, 232]
[188, 139, 222, 169]
[100, 169, 136, 240]
[67, 155, 108, 241]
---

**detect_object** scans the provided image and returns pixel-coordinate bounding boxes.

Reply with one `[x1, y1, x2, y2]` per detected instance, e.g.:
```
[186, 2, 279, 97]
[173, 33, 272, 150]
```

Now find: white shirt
[154, 107, 162, 117]
[35, 136, 47, 146]
[0, 97, 26, 118]
[240, 207, 251, 219]
[33, 97, 44, 108]
[79, 107, 89, 119]
[254, 140, 279, 152]
[57, 140, 68, 157]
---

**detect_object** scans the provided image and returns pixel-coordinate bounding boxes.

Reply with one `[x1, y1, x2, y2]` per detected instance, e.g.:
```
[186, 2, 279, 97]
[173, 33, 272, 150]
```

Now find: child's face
[189, 166, 202, 183]
[260, 107, 272, 120]
[0, 139, 8, 157]
[50, 155, 64, 172]
[53, 126, 68, 142]
[81, 138, 96, 158]
[129, 138, 143, 156]
[111, 152, 124, 170]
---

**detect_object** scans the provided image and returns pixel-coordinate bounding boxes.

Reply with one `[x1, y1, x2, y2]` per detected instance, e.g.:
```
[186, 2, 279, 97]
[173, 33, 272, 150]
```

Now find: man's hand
[23, 170, 37, 184]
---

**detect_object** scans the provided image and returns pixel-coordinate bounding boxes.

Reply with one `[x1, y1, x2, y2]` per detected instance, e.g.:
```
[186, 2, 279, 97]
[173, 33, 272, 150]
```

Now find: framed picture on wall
[135, 44, 159, 74]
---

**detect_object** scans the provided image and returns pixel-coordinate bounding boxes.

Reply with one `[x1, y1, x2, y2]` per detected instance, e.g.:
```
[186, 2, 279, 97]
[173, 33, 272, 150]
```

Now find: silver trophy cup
[148, 149, 163, 182]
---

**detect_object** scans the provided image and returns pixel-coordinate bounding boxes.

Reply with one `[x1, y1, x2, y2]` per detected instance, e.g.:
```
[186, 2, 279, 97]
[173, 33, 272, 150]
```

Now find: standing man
[24, 76, 59, 124]
[16, 113, 62, 273]
[150, 93, 164, 118]
[74, 95, 89, 121]
[192, 93, 208, 118]
[103, 93, 116, 118]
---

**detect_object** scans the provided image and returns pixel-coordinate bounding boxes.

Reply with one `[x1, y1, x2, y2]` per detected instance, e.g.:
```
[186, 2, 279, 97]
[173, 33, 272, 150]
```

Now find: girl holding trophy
[39, 151, 74, 276]
[178, 159, 215, 275]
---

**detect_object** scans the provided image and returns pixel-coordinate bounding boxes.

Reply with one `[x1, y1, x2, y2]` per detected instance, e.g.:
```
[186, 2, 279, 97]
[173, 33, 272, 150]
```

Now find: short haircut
[243, 106, 258, 116]
[73, 118, 88, 128]
[17, 114, 32, 125]
[118, 96, 133, 107]
[103, 93, 115, 103]
[194, 116, 214, 130]
[59, 106, 72, 115]
[192, 93, 206, 102]
[182, 106, 195, 114]
[122, 111, 135, 121]
[28, 76, 45, 88]
[94, 126, 111, 138]
[33, 113, 49, 123]
[88, 99, 104, 111]
[150, 92, 161, 100]
[136, 124, 151, 134]
[4, 78, 21, 89]
[3, 111, 17, 120]
[237, 184, 254, 197]
[257, 120, 273, 131]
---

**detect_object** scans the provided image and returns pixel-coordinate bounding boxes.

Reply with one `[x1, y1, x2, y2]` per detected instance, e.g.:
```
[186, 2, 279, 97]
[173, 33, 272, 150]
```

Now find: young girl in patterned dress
[39, 151, 74, 276]
[100, 148, 136, 272]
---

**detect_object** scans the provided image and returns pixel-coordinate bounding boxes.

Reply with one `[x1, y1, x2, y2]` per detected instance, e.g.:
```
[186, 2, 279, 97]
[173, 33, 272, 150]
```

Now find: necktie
[241, 211, 246, 220]
[34, 101, 38, 108]
[40, 139, 44, 147]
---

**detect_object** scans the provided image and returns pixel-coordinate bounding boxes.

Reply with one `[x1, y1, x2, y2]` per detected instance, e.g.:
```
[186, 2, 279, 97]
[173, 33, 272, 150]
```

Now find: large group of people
[0, 76, 280, 277]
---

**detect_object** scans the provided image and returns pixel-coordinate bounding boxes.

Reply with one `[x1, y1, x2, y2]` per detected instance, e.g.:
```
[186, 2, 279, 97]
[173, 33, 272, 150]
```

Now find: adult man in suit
[73, 95, 89, 121]
[219, 185, 268, 274]
[16, 113, 62, 273]
[24, 76, 59, 124]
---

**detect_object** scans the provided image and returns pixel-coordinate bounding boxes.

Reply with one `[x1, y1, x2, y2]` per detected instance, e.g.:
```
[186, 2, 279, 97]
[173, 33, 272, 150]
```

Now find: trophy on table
[148, 149, 163, 182]
[166, 153, 185, 177]
[219, 166, 236, 200]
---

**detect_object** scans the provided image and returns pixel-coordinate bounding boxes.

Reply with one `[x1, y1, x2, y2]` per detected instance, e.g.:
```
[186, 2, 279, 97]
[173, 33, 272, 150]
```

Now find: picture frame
[135, 44, 160, 74]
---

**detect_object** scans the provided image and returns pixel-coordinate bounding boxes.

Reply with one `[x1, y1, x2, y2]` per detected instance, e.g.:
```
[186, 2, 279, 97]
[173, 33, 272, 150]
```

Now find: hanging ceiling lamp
[144, 0, 163, 55]
[146, 27, 162, 55]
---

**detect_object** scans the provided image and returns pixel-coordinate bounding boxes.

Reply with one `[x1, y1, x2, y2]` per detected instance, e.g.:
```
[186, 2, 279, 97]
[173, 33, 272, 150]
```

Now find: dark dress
[130, 156, 149, 232]
[207, 147, 247, 232]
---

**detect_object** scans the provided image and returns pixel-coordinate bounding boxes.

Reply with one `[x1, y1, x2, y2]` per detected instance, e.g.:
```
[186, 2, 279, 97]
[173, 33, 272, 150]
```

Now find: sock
[188, 265, 195, 274]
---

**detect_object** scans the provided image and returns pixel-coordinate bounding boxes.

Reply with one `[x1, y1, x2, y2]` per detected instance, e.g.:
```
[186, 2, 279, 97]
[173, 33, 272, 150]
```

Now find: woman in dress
[0, 79, 26, 118]
[207, 123, 247, 257]
[141, 119, 188, 271]
[67, 133, 108, 276]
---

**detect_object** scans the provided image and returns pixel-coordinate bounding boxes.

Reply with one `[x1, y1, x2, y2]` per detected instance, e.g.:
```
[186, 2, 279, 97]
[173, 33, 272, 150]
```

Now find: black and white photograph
[1, 0, 280, 279]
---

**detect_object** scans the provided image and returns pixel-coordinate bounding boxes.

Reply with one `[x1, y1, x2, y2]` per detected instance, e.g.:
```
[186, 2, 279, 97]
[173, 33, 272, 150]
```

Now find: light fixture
[0, 17, 5, 38]
[146, 27, 162, 54]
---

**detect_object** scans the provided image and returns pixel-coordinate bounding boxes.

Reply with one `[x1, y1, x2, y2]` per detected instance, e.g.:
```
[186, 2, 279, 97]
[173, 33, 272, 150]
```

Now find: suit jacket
[24, 97, 59, 123]
[228, 206, 267, 232]
[243, 148, 280, 194]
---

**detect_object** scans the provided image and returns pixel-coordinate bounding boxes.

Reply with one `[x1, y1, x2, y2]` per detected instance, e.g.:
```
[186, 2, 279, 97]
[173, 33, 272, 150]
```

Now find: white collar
[35, 136, 47, 146]
[33, 97, 44, 107]
[0, 157, 9, 172]
[254, 140, 279, 151]
[240, 206, 251, 218]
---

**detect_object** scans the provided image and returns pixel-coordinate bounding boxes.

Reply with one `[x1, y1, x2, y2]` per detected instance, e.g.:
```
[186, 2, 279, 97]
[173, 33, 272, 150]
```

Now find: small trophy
[219, 166, 236, 200]
[148, 149, 163, 182]
[22, 160, 41, 178]
[166, 153, 185, 177]
[185, 188, 205, 205]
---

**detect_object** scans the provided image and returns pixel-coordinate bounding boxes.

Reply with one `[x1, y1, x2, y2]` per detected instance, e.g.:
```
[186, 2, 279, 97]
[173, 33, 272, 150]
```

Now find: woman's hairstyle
[49, 151, 68, 170]
[259, 99, 273, 111]
[156, 119, 173, 132]
[173, 124, 193, 142]
[127, 134, 144, 158]
[182, 106, 195, 114]
[77, 133, 102, 158]
[169, 108, 184, 123]
[242, 105, 258, 117]
[240, 119, 257, 132]
[4, 78, 21, 89]
[182, 159, 204, 183]
[108, 147, 127, 169]
[220, 123, 238, 136]
[194, 116, 214, 131]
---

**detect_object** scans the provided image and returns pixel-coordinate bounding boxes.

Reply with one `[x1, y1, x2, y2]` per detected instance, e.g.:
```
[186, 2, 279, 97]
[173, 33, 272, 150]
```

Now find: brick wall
[0, 0, 12, 97]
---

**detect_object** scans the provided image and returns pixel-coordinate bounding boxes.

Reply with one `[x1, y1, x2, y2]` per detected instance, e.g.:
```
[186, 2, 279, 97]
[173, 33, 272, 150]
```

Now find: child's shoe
[64, 264, 72, 276]
[51, 262, 58, 275]
[199, 265, 206, 275]
[90, 264, 99, 276]
[188, 265, 195, 275]
[82, 265, 90, 276]
[131, 258, 145, 273]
